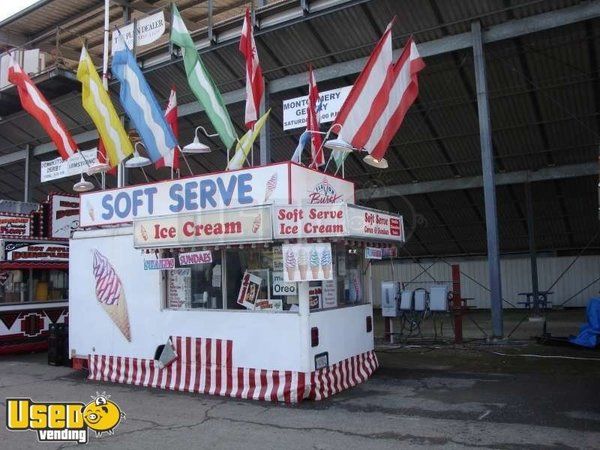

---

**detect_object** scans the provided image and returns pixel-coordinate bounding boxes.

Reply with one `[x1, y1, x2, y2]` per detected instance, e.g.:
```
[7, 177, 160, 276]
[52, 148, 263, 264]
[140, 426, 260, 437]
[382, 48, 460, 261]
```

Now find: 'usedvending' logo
[6, 392, 125, 444]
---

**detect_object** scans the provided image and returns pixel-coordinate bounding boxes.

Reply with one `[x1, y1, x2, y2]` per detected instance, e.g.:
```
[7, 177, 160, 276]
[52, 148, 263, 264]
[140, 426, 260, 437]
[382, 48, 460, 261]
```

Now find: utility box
[430, 285, 449, 311]
[381, 281, 400, 317]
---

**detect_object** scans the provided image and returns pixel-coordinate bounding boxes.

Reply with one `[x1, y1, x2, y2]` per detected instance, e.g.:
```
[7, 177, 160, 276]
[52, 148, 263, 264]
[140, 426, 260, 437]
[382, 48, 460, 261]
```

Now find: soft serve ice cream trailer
[69, 162, 404, 403]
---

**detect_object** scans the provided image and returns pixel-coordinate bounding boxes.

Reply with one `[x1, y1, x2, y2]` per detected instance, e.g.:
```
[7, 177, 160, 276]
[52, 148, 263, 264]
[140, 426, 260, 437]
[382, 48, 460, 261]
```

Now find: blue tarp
[570, 297, 600, 348]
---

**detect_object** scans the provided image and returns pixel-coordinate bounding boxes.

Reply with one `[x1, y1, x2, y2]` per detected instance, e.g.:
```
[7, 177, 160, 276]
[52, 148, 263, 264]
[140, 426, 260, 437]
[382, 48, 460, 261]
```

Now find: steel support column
[259, 86, 271, 165]
[525, 182, 540, 316]
[472, 21, 503, 339]
[258, 0, 271, 166]
[23, 145, 30, 202]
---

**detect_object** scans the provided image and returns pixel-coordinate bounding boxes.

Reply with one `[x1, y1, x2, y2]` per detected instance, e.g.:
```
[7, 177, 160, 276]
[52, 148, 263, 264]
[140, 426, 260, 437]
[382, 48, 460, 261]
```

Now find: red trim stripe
[86, 338, 376, 404]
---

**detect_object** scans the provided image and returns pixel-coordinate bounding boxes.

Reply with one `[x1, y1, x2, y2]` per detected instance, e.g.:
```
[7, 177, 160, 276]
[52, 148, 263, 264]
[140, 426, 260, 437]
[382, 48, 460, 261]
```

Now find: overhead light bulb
[73, 173, 94, 192]
[363, 154, 389, 169]
[323, 138, 356, 153]
[182, 135, 211, 153]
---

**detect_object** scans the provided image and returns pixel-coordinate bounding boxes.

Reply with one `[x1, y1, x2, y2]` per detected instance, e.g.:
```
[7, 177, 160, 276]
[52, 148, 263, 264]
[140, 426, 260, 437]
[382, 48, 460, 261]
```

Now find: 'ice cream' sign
[274, 205, 346, 239]
[80, 165, 288, 227]
[133, 206, 272, 248]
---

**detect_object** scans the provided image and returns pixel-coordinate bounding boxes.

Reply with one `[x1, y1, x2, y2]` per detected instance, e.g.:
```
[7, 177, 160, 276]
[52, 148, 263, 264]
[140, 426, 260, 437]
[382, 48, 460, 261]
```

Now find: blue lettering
[238, 173, 253, 204]
[169, 184, 184, 213]
[184, 182, 199, 211]
[200, 180, 217, 208]
[217, 176, 236, 206]
[101, 195, 113, 220]
[144, 187, 157, 214]
[114, 192, 131, 219]
[132, 189, 144, 216]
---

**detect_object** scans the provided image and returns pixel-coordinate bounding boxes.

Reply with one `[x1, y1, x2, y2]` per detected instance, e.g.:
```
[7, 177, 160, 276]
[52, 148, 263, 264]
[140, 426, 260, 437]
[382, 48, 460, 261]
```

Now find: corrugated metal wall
[371, 255, 600, 308]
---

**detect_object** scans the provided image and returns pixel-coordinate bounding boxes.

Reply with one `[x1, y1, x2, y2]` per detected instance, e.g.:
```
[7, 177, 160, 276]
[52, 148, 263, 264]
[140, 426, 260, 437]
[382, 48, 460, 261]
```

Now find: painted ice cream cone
[321, 248, 332, 279]
[264, 173, 278, 202]
[310, 247, 320, 279]
[252, 214, 262, 233]
[93, 250, 131, 341]
[298, 249, 308, 280]
[87, 201, 95, 222]
[285, 248, 297, 281]
[140, 224, 148, 241]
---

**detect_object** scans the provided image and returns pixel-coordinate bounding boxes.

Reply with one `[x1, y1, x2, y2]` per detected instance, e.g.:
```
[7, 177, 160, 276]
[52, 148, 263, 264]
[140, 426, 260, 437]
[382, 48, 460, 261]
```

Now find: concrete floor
[374, 308, 589, 342]
[1, 343, 599, 449]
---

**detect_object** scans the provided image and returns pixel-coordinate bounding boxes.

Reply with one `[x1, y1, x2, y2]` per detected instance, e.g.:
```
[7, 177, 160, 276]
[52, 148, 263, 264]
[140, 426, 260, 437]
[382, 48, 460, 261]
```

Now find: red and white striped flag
[365, 38, 424, 161]
[8, 55, 78, 160]
[239, 8, 264, 129]
[336, 22, 424, 163]
[307, 65, 324, 168]
[336, 20, 394, 151]
[155, 87, 180, 170]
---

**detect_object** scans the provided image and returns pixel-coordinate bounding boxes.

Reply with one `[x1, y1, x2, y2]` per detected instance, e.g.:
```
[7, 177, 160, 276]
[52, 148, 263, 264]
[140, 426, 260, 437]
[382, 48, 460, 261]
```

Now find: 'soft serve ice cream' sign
[79, 163, 354, 227]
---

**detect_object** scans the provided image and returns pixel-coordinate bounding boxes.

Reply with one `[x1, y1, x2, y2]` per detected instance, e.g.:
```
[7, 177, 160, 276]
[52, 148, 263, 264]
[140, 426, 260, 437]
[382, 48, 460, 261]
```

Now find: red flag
[97, 139, 117, 176]
[365, 38, 424, 161]
[307, 66, 324, 168]
[336, 20, 394, 151]
[155, 87, 180, 170]
[239, 8, 264, 129]
[8, 55, 78, 160]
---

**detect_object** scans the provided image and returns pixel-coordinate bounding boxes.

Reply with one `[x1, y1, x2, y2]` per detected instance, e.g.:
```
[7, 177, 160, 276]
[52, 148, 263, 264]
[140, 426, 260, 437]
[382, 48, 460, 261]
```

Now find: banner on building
[282, 85, 351, 130]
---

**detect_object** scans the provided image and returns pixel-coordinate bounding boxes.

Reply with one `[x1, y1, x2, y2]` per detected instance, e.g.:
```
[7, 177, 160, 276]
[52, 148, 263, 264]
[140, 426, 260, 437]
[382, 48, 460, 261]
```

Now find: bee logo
[82, 393, 125, 437]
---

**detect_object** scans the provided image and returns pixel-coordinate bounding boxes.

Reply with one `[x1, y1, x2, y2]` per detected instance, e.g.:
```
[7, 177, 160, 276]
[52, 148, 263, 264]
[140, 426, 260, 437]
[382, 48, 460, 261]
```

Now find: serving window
[164, 243, 369, 312]
[0, 269, 68, 304]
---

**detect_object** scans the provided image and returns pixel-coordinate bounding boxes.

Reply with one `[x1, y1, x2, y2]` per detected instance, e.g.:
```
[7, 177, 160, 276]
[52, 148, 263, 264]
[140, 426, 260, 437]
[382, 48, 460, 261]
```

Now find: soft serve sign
[80, 165, 289, 227]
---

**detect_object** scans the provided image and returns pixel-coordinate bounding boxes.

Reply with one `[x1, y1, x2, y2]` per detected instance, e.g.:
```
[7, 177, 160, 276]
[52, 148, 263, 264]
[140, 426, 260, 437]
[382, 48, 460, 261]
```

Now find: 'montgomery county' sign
[282, 86, 351, 131]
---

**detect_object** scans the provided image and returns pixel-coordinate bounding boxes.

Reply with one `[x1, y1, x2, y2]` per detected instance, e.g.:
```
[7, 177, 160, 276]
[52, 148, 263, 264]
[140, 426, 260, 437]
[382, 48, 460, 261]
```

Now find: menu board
[167, 268, 191, 309]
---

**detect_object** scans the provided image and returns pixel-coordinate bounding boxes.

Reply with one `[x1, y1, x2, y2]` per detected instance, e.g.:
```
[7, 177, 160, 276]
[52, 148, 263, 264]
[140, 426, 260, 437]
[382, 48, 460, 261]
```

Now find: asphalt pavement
[1, 347, 599, 449]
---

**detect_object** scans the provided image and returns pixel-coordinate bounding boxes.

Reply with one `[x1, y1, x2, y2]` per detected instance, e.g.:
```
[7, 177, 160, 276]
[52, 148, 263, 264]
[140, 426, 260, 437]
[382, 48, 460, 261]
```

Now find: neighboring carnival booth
[0, 194, 78, 354]
[70, 162, 403, 402]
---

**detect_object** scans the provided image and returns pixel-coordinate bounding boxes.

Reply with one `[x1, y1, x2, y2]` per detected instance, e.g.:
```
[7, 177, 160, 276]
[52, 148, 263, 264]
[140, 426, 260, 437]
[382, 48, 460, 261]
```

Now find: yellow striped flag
[77, 47, 133, 166]
[227, 109, 270, 170]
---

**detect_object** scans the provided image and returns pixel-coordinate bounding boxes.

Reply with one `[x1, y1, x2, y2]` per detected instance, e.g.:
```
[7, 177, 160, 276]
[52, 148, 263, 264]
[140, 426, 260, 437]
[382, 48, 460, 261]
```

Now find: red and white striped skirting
[87, 336, 378, 403]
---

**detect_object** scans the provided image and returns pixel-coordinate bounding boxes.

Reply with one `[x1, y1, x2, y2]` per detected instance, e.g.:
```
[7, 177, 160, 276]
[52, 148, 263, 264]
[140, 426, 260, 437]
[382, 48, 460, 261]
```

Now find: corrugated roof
[0, 0, 597, 257]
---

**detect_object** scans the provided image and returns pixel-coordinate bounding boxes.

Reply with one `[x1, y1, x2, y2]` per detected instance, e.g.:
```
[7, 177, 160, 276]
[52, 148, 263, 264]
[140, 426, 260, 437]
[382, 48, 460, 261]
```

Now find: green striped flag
[170, 5, 237, 149]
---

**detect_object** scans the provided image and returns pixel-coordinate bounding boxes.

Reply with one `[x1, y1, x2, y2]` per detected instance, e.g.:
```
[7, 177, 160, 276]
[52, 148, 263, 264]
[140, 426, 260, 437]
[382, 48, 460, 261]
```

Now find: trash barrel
[47, 323, 61, 366]
[58, 323, 69, 365]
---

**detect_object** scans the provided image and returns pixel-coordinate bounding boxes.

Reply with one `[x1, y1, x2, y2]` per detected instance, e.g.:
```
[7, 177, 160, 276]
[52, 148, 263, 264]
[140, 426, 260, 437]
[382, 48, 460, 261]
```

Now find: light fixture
[363, 154, 389, 169]
[182, 126, 218, 154]
[323, 137, 356, 153]
[125, 142, 151, 168]
[86, 162, 111, 175]
[182, 135, 211, 153]
[73, 173, 94, 192]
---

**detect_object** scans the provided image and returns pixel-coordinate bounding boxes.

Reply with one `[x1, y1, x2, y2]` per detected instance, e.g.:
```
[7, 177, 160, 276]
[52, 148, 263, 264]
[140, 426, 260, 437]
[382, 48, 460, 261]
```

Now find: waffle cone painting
[92, 249, 131, 341]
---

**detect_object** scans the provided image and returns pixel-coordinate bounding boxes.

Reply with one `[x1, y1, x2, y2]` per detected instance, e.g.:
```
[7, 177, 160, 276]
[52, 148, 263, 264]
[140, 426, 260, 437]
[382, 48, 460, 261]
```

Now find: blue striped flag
[111, 37, 177, 162]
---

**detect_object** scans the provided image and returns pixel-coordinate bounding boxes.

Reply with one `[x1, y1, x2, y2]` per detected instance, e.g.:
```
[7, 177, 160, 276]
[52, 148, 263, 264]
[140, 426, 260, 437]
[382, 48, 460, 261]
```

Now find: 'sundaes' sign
[178, 250, 212, 266]
[133, 206, 272, 248]
[283, 86, 352, 130]
[143, 258, 175, 270]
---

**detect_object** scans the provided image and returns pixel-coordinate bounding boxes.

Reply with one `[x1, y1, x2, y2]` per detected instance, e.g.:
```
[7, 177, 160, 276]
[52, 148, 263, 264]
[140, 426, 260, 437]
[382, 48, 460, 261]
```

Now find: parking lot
[1, 345, 599, 450]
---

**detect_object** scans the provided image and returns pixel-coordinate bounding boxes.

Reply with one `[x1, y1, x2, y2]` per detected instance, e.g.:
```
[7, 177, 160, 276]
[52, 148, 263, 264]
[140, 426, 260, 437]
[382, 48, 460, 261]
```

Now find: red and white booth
[69, 162, 403, 402]
[0, 194, 78, 354]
